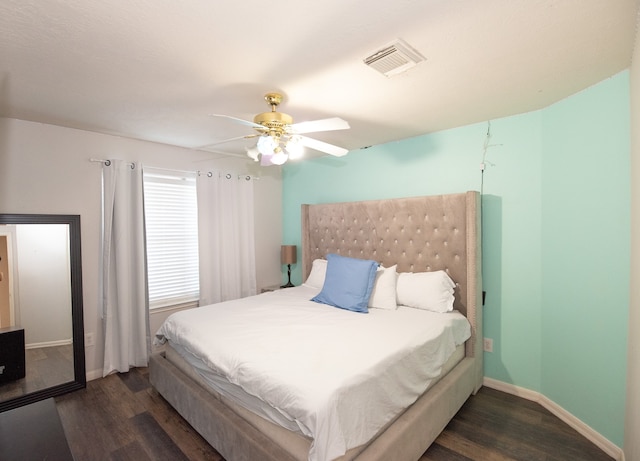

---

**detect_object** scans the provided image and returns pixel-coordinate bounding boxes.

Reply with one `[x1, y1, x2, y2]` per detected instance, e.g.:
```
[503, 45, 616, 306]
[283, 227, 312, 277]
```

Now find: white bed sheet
[155, 285, 471, 461]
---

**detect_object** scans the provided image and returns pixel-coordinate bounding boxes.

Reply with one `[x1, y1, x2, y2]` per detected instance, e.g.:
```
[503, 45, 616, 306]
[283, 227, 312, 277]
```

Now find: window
[143, 169, 199, 310]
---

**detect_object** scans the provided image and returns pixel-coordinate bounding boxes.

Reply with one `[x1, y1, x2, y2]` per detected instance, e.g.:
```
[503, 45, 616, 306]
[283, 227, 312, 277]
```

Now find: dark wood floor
[54, 367, 613, 461]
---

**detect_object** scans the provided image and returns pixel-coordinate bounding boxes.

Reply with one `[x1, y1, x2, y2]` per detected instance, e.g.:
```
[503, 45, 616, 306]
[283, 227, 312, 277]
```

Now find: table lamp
[280, 245, 297, 288]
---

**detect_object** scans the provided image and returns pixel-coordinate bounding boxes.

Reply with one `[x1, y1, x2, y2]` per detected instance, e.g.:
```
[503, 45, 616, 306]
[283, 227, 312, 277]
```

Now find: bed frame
[149, 191, 482, 461]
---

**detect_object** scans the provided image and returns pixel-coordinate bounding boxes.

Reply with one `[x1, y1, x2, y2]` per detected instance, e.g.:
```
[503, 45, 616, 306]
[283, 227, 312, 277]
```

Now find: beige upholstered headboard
[301, 191, 482, 362]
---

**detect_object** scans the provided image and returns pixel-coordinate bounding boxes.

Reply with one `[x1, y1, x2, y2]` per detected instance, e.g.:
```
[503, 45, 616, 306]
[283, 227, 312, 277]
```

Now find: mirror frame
[0, 213, 86, 412]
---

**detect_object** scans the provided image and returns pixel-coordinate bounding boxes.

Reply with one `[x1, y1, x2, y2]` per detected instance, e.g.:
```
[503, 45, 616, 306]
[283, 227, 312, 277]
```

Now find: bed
[149, 191, 482, 461]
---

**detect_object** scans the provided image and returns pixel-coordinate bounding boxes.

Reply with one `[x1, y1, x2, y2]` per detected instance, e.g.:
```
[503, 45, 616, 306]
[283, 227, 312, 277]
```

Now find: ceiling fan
[207, 92, 350, 166]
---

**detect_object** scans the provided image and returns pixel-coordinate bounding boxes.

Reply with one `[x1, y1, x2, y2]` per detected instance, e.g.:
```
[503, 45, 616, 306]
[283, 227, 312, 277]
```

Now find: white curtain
[197, 172, 256, 305]
[101, 159, 149, 376]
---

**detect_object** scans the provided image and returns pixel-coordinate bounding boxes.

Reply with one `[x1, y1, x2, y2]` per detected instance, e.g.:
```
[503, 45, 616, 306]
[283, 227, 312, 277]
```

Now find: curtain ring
[104, 160, 112, 166]
[245, 175, 251, 181]
[130, 162, 136, 170]
[207, 171, 213, 177]
[225, 173, 232, 179]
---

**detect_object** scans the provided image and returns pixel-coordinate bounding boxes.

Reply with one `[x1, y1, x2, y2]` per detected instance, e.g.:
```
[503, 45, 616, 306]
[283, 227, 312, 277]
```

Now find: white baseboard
[86, 368, 103, 382]
[25, 338, 73, 349]
[483, 377, 625, 461]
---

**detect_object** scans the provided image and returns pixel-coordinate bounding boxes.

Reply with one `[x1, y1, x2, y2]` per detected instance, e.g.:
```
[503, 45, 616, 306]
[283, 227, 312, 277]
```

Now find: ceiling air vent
[363, 39, 425, 77]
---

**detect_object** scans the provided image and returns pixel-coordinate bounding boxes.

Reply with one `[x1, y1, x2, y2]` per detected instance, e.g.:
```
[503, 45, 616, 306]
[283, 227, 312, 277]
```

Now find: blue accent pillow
[311, 254, 379, 313]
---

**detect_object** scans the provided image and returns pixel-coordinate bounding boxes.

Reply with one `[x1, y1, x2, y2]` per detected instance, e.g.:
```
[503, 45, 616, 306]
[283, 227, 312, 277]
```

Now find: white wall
[0, 117, 283, 378]
[626, 10, 640, 461]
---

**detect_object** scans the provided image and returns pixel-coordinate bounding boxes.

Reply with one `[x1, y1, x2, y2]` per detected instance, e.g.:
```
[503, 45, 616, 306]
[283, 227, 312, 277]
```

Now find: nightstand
[261, 285, 296, 293]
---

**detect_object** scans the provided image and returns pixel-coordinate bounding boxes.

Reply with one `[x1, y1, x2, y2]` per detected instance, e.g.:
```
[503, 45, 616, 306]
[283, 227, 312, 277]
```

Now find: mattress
[163, 340, 465, 461]
[155, 285, 471, 461]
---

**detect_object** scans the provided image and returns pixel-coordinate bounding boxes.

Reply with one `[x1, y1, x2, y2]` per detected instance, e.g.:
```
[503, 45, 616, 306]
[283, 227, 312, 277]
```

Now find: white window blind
[143, 169, 199, 309]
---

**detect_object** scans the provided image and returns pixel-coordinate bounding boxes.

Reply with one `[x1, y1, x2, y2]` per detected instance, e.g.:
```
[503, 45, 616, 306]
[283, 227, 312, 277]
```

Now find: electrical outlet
[483, 337, 493, 352]
[85, 332, 95, 347]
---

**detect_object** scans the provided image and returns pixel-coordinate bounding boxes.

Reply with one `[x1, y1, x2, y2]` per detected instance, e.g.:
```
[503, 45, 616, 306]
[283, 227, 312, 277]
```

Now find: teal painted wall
[540, 73, 630, 445]
[282, 71, 629, 446]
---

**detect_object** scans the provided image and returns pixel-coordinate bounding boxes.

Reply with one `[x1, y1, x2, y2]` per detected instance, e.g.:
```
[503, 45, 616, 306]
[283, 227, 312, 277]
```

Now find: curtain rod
[89, 158, 259, 180]
[89, 158, 112, 165]
[196, 170, 258, 181]
[89, 158, 135, 168]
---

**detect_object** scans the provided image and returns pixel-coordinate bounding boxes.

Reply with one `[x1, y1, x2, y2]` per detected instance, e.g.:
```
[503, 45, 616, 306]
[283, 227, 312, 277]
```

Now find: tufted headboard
[301, 191, 482, 361]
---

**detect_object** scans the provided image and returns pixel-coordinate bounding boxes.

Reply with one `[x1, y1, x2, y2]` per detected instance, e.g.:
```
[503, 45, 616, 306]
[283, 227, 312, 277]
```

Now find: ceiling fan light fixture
[257, 134, 278, 156]
[271, 148, 288, 165]
[285, 136, 304, 159]
[246, 145, 260, 162]
[210, 92, 350, 166]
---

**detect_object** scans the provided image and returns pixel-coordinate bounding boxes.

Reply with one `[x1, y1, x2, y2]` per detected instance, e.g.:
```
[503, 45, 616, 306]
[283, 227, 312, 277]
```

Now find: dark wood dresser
[0, 325, 25, 383]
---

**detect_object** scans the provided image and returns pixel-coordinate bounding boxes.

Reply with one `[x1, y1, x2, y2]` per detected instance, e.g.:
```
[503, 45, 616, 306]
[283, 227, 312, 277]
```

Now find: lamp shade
[257, 134, 277, 156]
[281, 245, 297, 265]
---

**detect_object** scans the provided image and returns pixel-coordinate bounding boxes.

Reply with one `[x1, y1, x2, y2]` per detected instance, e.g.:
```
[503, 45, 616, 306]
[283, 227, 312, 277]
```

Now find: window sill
[149, 300, 199, 314]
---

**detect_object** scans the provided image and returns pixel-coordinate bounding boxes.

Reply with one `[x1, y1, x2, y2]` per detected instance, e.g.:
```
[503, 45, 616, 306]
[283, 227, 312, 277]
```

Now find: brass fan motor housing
[253, 92, 293, 134]
[253, 111, 293, 130]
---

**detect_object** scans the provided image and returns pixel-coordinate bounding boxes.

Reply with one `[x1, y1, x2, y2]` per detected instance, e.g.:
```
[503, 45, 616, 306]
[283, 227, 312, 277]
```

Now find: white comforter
[155, 285, 470, 461]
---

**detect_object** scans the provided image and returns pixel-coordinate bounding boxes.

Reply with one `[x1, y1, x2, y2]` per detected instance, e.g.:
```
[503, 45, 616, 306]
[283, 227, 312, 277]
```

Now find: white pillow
[368, 265, 398, 310]
[396, 270, 456, 313]
[303, 258, 327, 289]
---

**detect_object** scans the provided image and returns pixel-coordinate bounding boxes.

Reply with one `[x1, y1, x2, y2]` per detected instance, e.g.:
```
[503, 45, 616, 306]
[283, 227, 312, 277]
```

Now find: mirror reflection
[0, 215, 85, 412]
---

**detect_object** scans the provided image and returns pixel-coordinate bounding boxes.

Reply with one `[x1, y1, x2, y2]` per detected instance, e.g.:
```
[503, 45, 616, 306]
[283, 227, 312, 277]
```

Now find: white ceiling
[1, 0, 638, 161]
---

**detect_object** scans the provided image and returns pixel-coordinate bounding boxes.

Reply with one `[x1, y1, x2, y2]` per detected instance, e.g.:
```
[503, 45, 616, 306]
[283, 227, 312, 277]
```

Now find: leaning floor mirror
[0, 214, 86, 412]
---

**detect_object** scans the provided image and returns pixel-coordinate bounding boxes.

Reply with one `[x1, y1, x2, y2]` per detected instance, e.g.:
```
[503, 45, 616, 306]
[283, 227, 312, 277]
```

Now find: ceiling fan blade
[298, 136, 349, 157]
[289, 117, 350, 134]
[198, 134, 258, 149]
[209, 114, 265, 130]
[192, 147, 248, 159]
